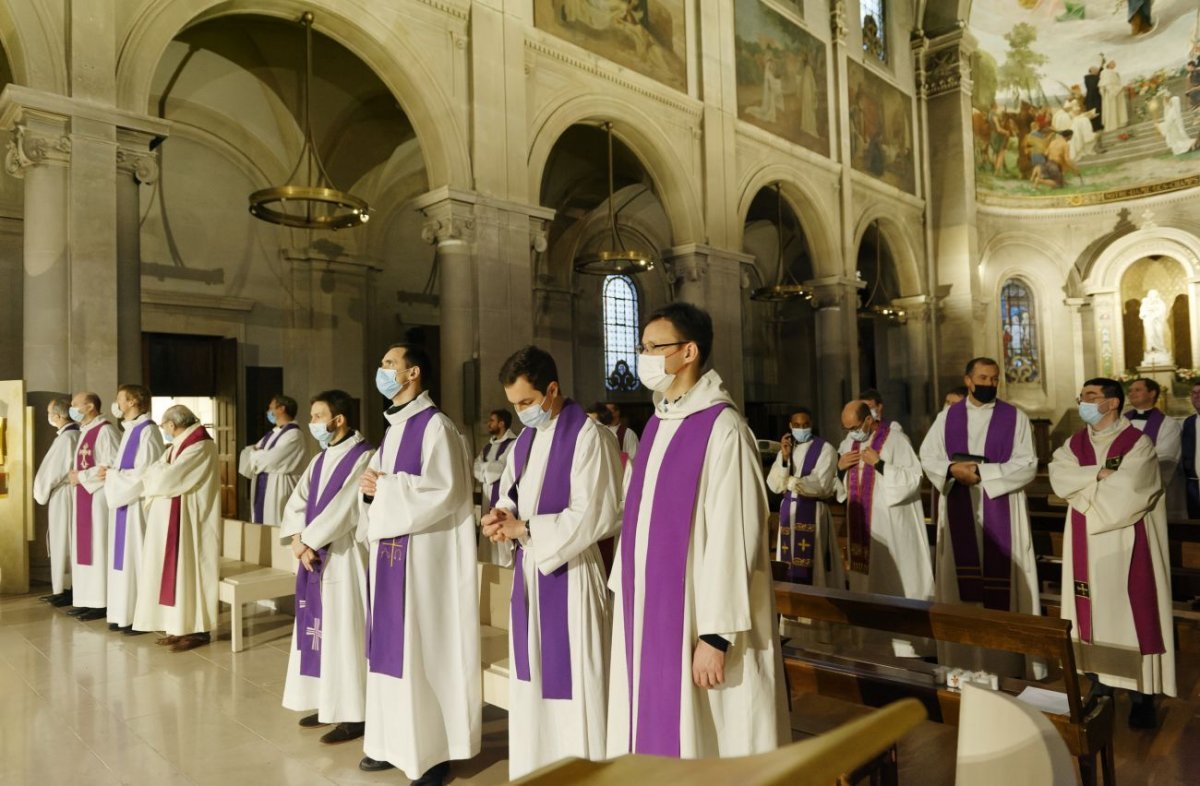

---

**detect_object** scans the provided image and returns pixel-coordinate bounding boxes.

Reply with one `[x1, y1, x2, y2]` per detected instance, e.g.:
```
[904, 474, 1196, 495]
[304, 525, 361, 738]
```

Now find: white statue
[1139, 288, 1172, 366]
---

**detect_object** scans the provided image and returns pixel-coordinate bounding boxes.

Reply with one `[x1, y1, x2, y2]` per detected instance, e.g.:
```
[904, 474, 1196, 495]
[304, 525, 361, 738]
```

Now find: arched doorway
[855, 220, 911, 425]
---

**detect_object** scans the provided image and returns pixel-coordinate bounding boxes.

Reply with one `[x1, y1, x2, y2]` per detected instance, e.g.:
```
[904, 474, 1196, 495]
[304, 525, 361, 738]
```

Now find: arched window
[861, 0, 887, 63]
[1000, 279, 1040, 383]
[602, 275, 640, 391]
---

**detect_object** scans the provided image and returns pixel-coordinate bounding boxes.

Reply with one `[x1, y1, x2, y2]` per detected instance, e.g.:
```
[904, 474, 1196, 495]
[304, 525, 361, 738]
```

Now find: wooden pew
[774, 580, 1116, 786]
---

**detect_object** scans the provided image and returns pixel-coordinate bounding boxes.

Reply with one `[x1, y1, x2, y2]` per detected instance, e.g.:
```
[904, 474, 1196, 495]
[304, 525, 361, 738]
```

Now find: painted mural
[534, 0, 687, 92]
[971, 1, 1200, 205]
[847, 60, 916, 193]
[735, 1, 830, 157]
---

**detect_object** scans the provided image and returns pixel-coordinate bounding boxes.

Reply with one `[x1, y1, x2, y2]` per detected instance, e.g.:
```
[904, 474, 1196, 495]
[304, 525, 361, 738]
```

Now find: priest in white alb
[1049, 377, 1175, 730]
[68, 391, 120, 622]
[608, 303, 788, 760]
[133, 405, 222, 652]
[919, 358, 1039, 675]
[1124, 377, 1183, 513]
[482, 346, 621, 779]
[358, 344, 480, 786]
[100, 384, 165, 634]
[766, 406, 844, 589]
[238, 394, 305, 525]
[33, 398, 80, 607]
[836, 400, 933, 600]
[281, 389, 374, 746]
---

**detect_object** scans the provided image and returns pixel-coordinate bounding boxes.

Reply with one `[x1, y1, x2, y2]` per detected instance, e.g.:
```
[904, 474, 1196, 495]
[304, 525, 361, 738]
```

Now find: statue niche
[1120, 256, 1192, 371]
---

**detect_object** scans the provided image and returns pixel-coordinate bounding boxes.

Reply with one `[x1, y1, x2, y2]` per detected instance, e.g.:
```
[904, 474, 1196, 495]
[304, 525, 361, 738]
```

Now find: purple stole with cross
[159, 426, 213, 607]
[507, 400, 587, 700]
[487, 437, 516, 507]
[1183, 415, 1199, 518]
[75, 421, 112, 566]
[779, 438, 827, 585]
[367, 405, 438, 678]
[944, 400, 1018, 610]
[1124, 408, 1165, 444]
[846, 424, 891, 575]
[1068, 425, 1165, 655]
[112, 420, 155, 571]
[295, 437, 373, 677]
[619, 401, 729, 757]
[252, 423, 299, 523]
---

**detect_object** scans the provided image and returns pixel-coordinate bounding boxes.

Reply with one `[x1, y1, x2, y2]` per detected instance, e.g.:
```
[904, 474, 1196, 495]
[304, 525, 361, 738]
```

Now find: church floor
[2, 589, 1197, 785]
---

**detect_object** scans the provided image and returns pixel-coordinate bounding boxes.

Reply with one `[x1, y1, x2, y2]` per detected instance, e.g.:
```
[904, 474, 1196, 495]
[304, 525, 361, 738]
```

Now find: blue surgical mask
[309, 422, 334, 447]
[162, 428, 174, 444]
[518, 393, 554, 430]
[267, 410, 277, 426]
[68, 406, 84, 423]
[791, 427, 812, 443]
[376, 367, 404, 400]
[848, 428, 869, 444]
[1078, 402, 1105, 425]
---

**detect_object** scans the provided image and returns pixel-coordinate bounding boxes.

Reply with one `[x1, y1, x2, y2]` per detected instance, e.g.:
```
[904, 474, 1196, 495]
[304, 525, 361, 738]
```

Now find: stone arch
[528, 93, 703, 245]
[852, 205, 924, 297]
[734, 163, 839, 280]
[0, 1, 67, 92]
[1079, 226, 1200, 292]
[114, 0, 470, 189]
[977, 234, 1062, 388]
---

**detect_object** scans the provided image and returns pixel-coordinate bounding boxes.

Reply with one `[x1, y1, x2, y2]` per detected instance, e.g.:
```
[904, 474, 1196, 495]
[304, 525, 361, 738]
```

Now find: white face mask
[111, 401, 124, 420]
[637, 353, 676, 393]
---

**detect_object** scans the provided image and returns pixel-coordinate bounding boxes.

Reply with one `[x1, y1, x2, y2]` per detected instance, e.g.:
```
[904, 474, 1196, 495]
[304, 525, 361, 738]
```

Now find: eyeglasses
[1075, 394, 1111, 404]
[636, 341, 686, 354]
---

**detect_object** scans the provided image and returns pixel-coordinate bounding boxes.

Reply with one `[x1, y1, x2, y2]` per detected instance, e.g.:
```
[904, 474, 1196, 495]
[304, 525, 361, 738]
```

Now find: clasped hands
[480, 507, 528, 543]
[292, 535, 320, 572]
[949, 461, 982, 486]
[837, 448, 880, 471]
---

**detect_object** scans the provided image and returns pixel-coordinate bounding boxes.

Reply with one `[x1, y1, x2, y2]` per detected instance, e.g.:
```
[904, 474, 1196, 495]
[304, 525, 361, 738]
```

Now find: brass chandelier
[573, 121, 656, 276]
[248, 12, 370, 230]
[857, 220, 906, 324]
[750, 182, 813, 302]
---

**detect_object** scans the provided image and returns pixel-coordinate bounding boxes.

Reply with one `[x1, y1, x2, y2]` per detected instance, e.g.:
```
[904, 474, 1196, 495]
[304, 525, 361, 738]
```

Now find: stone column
[115, 131, 158, 385]
[1064, 297, 1092, 392]
[893, 295, 936, 435]
[810, 278, 861, 440]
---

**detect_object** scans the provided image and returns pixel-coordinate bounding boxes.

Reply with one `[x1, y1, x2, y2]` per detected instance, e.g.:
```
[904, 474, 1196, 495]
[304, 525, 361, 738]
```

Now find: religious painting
[533, 0, 687, 92]
[846, 60, 916, 193]
[971, 2, 1200, 205]
[734, 1, 830, 157]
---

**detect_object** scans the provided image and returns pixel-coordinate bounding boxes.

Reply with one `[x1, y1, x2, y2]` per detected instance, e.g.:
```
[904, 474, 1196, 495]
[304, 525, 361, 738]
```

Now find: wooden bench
[774, 580, 1116, 786]
[217, 518, 297, 652]
[479, 562, 514, 709]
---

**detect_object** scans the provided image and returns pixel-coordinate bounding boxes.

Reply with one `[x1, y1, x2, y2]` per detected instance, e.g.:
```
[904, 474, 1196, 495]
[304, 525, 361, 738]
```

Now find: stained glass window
[603, 275, 640, 391]
[861, 0, 887, 63]
[1000, 279, 1040, 383]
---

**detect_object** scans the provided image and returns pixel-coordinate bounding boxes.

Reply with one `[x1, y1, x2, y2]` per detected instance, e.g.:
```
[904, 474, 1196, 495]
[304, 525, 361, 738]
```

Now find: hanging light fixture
[248, 12, 370, 230]
[574, 121, 656, 276]
[750, 182, 813, 302]
[857, 220, 906, 324]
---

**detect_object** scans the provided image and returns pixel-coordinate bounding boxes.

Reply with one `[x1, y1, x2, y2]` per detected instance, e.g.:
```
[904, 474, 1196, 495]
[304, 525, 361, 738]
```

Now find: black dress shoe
[320, 722, 364, 744]
[298, 713, 327, 728]
[412, 761, 450, 786]
[1129, 694, 1159, 729]
[39, 594, 55, 603]
[49, 592, 73, 607]
[66, 607, 90, 617]
[120, 626, 147, 637]
[108, 623, 120, 631]
[76, 608, 108, 621]
[359, 757, 394, 772]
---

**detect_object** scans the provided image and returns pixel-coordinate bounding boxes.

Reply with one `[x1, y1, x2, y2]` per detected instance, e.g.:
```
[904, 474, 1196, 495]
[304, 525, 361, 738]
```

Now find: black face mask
[972, 385, 998, 404]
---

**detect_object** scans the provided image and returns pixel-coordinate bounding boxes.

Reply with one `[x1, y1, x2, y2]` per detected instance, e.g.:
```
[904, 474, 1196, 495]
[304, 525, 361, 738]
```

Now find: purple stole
[1183, 415, 1199, 518]
[486, 437, 516, 507]
[74, 421, 111, 566]
[620, 402, 729, 757]
[159, 427, 213, 607]
[1068, 426, 1165, 655]
[1125, 408, 1165, 444]
[113, 420, 155, 571]
[296, 438, 373, 677]
[507, 401, 587, 700]
[367, 405, 437, 678]
[779, 438, 827, 585]
[944, 400, 1018, 610]
[253, 424, 299, 523]
[846, 425, 891, 575]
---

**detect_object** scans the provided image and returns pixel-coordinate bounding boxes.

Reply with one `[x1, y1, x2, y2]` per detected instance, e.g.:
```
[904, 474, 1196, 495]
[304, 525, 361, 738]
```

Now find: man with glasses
[1049, 378, 1175, 729]
[608, 303, 787, 760]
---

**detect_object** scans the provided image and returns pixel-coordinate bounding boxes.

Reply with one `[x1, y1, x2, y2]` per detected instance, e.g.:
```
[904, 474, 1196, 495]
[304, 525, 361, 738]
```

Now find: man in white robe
[836, 400, 933, 600]
[473, 409, 517, 519]
[1049, 377, 1175, 730]
[33, 398, 79, 606]
[766, 406, 844, 589]
[99, 384, 165, 634]
[919, 358, 1040, 675]
[482, 346, 621, 779]
[358, 343, 480, 785]
[133, 405, 222, 652]
[238, 394, 305, 525]
[860, 388, 904, 434]
[281, 389, 374, 745]
[67, 392, 120, 621]
[605, 402, 640, 464]
[1177, 381, 1200, 520]
[1099, 60, 1128, 131]
[608, 303, 788, 760]
[1124, 377, 1181, 491]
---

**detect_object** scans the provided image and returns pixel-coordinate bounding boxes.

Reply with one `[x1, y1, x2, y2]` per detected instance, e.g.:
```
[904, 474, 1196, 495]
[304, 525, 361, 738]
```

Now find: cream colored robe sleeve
[1049, 433, 1162, 534]
[366, 417, 468, 540]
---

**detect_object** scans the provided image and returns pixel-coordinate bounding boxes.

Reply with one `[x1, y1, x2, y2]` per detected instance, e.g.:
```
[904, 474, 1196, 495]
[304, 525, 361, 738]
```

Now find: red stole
[159, 427, 213, 607]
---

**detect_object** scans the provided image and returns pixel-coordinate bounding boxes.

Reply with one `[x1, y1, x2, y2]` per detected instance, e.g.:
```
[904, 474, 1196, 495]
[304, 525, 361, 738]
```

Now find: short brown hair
[118, 384, 151, 413]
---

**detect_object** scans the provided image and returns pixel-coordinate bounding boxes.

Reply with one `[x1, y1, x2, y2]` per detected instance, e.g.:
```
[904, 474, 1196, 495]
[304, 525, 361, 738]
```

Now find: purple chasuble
[944, 400, 1018, 610]
[113, 420, 155, 571]
[1067, 426, 1165, 655]
[74, 421, 112, 566]
[778, 438, 827, 585]
[367, 406, 437, 678]
[1124, 408, 1165, 443]
[487, 437, 516, 507]
[253, 424, 299, 523]
[158, 427, 213, 607]
[619, 402, 729, 757]
[507, 400, 587, 700]
[296, 438, 373, 677]
[846, 425, 890, 574]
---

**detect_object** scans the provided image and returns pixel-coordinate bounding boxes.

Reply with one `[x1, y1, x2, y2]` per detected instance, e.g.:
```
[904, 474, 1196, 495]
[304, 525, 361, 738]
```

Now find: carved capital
[420, 200, 476, 245]
[116, 147, 159, 184]
[664, 254, 708, 286]
[5, 123, 71, 178]
[830, 2, 847, 45]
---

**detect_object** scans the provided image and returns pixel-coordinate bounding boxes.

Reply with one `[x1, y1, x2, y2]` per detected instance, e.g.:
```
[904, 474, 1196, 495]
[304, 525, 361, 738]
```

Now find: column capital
[806, 275, 864, 309]
[116, 128, 160, 185]
[917, 29, 977, 99]
[413, 185, 556, 246]
[5, 121, 72, 177]
[830, 1, 848, 45]
[660, 243, 753, 285]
